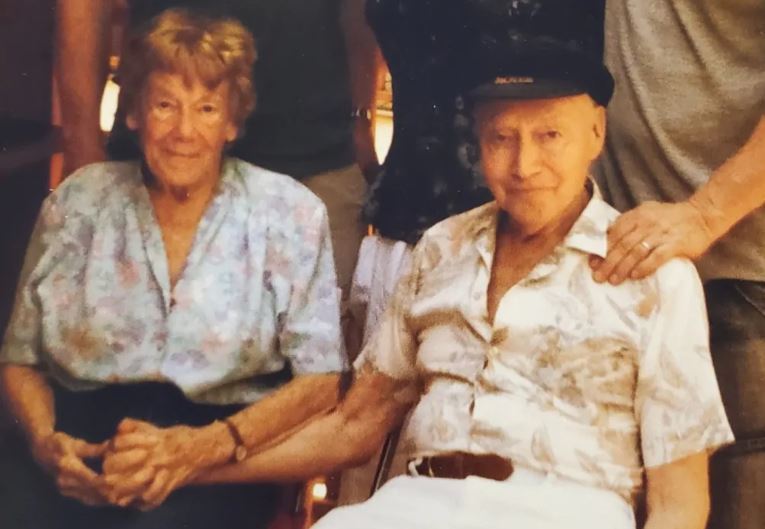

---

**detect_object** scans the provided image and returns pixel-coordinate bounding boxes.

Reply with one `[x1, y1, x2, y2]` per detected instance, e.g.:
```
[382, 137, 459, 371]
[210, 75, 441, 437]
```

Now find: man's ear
[589, 104, 607, 160]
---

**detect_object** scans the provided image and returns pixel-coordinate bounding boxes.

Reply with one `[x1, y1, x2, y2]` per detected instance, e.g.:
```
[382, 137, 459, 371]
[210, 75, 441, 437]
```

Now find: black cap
[458, 0, 614, 106]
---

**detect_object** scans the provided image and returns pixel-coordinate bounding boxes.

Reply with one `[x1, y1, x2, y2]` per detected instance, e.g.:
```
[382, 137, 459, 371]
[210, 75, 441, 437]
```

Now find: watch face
[235, 445, 248, 462]
[351, 108, 372, 120]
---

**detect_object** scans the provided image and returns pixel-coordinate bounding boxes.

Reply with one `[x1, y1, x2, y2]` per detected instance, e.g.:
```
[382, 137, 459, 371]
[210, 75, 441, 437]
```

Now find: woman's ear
[225, 122, 238, 143]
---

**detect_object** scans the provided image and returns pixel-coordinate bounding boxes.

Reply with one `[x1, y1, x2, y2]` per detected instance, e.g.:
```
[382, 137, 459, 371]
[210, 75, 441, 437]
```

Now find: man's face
[474, 94, 606, 234]
[127, 71, 238, 192]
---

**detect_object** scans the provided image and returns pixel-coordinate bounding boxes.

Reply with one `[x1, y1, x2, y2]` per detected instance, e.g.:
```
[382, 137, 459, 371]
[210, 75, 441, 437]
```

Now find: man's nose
[513, 138, 542, 179]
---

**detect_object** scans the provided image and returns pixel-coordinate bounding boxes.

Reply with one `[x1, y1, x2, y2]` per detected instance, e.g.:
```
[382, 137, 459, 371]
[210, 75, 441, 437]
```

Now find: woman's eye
[543, 130, 561, 140]
[156, 100, 172, 109]
[200, 104, 218, 113]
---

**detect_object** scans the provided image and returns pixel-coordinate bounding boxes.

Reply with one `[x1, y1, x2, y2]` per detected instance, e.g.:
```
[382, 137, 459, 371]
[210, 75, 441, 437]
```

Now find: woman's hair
[118, 8, 257, 131]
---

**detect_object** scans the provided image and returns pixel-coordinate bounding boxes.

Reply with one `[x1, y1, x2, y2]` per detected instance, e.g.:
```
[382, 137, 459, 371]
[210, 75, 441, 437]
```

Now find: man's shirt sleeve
[636, 258, 735, 468]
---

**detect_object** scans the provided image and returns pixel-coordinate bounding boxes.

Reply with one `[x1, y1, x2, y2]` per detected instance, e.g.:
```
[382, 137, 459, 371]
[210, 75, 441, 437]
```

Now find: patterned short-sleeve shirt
[0, 158, 347, 404]
[355, 193, 733, 501]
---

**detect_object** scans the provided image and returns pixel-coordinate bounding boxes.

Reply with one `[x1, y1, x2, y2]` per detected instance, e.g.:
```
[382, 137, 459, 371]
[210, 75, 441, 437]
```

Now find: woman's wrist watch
[222, 418, 248, 463]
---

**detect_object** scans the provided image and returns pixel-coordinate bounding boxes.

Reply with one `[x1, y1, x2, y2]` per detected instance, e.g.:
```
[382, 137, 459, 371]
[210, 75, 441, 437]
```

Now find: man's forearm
[644, 453, 710, 529]
[643, 504, 708, 529]
[689, 114, 765, 241]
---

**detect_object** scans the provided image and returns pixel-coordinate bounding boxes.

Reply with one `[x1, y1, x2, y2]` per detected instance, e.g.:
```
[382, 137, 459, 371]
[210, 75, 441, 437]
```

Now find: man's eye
[200, 104, 218, 113]
[543, 130, 561, 140]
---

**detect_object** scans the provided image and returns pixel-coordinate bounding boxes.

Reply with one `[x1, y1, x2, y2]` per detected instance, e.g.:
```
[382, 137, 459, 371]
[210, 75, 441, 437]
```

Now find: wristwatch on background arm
[350, 107, 373, 121]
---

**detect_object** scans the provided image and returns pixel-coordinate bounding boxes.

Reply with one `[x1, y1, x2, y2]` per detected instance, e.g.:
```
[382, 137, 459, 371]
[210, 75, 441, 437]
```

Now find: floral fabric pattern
[0, 158, 346, 404]
[355, 193, 733, 501]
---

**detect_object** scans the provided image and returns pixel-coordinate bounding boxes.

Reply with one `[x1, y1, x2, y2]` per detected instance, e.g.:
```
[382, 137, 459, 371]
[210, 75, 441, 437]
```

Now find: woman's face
[127, 71, 238, 193]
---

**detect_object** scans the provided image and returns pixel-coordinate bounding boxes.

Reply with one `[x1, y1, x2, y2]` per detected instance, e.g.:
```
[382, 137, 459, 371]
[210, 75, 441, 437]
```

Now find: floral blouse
[356, 192, 733, 501]
[0, 159, 347, 404]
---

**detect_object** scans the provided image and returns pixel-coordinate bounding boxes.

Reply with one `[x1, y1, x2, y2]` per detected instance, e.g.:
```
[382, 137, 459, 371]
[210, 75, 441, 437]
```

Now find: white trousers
[318, 467, 636, 529]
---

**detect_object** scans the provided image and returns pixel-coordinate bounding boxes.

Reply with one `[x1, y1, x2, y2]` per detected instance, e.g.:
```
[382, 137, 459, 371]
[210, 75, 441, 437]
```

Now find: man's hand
[590, 200, 715, 284]
[102, 418, 233, 510]
[32, 431, 107, 506]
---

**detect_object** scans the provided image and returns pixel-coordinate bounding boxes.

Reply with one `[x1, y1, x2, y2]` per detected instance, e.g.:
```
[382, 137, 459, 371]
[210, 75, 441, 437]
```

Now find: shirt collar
[473, 180, 613, 269]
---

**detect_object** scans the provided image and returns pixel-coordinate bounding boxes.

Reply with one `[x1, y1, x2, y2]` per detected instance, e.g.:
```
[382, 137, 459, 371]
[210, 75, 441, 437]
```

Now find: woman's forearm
[216, 373, 343, 452]
[196, 410, 377, 484]
[0, 364, 55, 444]
[195, 372, 411, 485]
[185, 373, 345, 470]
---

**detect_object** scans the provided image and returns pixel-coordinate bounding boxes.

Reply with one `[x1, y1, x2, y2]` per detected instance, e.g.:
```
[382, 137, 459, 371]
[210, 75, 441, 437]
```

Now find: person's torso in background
[597, 0, 765, 281]
[127, 0, 354, 178]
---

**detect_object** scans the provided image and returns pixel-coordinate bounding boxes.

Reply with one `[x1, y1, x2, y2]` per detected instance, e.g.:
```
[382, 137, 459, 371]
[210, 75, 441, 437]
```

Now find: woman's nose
[173, 108, 196, 138]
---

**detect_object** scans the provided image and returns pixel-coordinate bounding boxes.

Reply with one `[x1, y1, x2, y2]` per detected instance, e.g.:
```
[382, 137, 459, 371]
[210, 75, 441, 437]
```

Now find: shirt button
[490, 346, 498, 355]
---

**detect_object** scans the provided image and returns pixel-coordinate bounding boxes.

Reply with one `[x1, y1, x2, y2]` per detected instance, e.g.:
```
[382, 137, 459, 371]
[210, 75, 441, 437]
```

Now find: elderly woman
[0, 9, 345, 528]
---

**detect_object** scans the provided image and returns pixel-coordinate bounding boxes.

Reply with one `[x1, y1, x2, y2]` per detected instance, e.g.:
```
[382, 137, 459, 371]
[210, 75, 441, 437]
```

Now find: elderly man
[176, 4, 733, 529]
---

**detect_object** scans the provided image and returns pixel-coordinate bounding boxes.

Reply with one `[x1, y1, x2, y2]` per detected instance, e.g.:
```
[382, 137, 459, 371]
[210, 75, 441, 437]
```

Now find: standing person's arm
[340, 0, 386, 181]
[591, 114, 765, 283]
[56, 0, 113, 176]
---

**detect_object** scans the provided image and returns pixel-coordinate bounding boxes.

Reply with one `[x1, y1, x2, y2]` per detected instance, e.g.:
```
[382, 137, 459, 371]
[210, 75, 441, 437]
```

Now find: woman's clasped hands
[35, 419, 234, 511]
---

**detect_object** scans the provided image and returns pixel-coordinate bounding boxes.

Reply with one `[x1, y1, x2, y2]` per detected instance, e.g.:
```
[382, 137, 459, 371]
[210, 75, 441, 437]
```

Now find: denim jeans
[705, 280, 765, 529]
